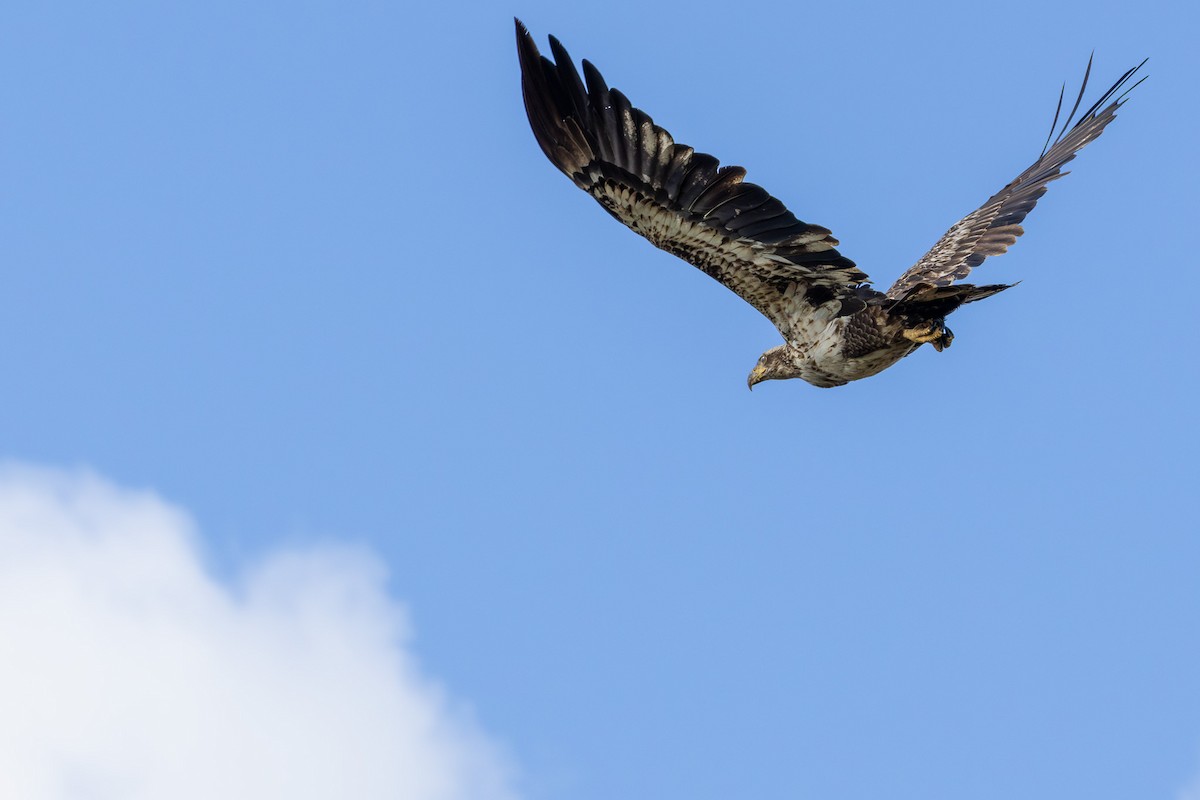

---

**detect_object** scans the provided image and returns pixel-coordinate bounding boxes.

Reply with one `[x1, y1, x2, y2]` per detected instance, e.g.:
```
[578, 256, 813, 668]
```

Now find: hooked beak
[747, 364, 767, 391]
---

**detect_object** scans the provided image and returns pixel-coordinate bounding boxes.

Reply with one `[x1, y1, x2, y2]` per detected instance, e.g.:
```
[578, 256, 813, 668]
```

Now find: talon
[902, 320, 942, 344]
[932, 326, 954, 352]
[903, 320, 954, 351]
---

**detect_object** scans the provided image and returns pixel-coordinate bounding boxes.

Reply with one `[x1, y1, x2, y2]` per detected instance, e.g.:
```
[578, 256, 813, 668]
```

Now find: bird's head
[747, 346, 792, 390]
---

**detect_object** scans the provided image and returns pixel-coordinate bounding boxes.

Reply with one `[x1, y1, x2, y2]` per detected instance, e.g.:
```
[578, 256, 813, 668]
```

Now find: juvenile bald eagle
[515, 19, 1144, 389]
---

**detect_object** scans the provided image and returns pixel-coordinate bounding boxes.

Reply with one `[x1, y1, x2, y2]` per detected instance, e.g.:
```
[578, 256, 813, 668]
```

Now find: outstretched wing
[515, 19, 869, 331]
[886, 57, 1146, 301]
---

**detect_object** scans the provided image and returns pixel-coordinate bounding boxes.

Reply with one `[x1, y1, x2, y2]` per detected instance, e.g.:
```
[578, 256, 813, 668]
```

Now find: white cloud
[1182, 760, 1200, 800]
[0, 464, 518, 800]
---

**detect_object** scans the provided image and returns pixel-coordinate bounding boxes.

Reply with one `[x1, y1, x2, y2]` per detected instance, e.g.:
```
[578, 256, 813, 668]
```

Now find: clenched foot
[903, 320, 954, 352]
[931, 326, 954, 352]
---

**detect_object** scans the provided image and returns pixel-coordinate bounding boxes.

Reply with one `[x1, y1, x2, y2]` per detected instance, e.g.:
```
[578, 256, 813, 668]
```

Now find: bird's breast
[788, 315, 916, 387]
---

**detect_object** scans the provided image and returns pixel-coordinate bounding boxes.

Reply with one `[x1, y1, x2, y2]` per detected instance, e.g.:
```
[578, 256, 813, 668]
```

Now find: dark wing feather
[516, 19, 869, 331]
[886, 57, 1146, 301]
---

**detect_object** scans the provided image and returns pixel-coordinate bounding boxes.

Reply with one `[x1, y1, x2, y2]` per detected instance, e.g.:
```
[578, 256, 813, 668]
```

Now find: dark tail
[892, 282, 1015, 320]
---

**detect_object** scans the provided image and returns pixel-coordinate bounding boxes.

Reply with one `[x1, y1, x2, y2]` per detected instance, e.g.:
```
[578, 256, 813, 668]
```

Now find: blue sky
[1, 1, 1197, 798]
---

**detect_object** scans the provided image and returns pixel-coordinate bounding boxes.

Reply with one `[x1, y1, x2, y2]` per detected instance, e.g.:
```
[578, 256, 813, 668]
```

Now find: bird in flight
[515, 19, 1145, 389]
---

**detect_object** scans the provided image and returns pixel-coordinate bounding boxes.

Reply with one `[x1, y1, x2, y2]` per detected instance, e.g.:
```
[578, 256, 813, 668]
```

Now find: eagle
[515, 19, 1145, 389]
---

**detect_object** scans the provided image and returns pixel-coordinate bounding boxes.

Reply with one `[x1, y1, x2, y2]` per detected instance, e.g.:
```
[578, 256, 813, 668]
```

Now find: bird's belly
[798, 341, 916, 388]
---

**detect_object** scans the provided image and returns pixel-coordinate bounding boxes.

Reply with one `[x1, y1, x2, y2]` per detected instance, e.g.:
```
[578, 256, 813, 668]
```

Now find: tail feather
[892, 282, 1015, 320]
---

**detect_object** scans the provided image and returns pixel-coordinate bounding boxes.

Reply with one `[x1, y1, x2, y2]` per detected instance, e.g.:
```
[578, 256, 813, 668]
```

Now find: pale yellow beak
[747, 365, 767, 390]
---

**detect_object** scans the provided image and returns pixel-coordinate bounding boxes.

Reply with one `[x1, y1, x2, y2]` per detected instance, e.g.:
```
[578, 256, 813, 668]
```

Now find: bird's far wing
[886, 56, 1146, 302]
[515, 19, 869, 331]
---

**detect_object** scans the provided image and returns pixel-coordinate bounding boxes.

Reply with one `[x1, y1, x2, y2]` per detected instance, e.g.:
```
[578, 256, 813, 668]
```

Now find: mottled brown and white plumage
[515, 19, 1145, 388]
